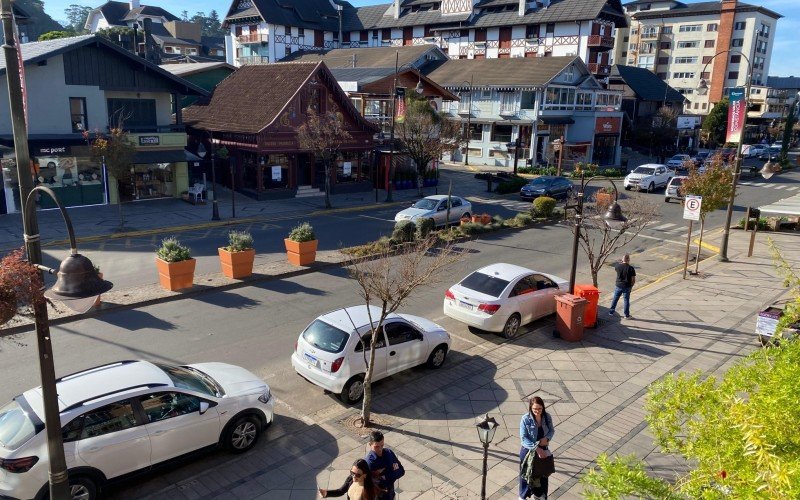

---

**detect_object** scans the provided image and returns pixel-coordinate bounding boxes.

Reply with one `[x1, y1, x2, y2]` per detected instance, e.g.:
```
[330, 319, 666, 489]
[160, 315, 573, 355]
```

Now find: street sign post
[683, 195, 702, 279]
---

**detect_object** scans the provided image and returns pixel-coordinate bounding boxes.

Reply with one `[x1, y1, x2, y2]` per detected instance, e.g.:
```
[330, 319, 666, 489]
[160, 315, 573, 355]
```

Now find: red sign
[594, 116, 621, 135]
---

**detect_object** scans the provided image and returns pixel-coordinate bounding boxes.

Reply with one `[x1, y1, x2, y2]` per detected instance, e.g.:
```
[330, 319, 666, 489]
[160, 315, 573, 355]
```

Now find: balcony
[588, 63, 611, 76]
[499, 104, 518, 117]
[587, 35, 615, 49]
[640, 30, 659, 39]
[237, 33, 267, 44]
[236, 55, 269, 66]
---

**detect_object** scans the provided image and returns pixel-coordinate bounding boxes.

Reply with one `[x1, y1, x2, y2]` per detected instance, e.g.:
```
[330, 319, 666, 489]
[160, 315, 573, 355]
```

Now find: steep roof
[160, 61, 235, 77]
[631, 1, 782, 20]
[280, 44, 444, 69]
[472, 0, 626, 27]
[122, 5, 180, 22]
[225, 0, 350, 31]
[94, 1, 130, 27]
[426, 56, 579, 88]
[0, 34, 207, 96]
[610, 65, 685, 102]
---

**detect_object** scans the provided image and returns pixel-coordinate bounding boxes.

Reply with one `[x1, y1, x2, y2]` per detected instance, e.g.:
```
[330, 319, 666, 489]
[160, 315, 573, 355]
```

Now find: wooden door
[314, 30, 324, 48]
[499, 27, 511, 49]
[403, 27, 413, 46]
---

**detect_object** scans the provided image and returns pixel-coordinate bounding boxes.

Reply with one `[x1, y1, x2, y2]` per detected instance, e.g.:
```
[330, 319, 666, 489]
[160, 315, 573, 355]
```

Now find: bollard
[487, 172, 493, 192]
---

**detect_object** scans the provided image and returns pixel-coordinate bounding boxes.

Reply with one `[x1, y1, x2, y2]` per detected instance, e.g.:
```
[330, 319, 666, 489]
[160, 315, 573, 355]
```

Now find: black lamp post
[460, 76, 474, 166]
[566, 175, 627, 294]
[197, 132, 221, 221]
[476, 414, 499, 500]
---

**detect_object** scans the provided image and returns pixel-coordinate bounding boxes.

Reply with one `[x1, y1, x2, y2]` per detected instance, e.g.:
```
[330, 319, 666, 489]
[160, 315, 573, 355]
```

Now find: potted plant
[155, 237, 196, 291]
[480, 213, 492, 224]
[460, 215, 471, 226]
[471, 214, 482, 223]
[595, 187, 613, 207]
[219, 230, 255, 279]
[285, 222, 318, 266]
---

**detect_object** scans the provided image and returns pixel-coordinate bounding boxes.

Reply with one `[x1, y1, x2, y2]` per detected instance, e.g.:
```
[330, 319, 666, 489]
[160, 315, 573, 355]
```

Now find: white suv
[0, 360, 273, 500]
[624, 164, 674, 192]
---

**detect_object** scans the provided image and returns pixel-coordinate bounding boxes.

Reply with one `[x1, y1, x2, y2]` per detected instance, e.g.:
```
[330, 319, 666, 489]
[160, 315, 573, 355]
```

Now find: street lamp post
[475, 414, 499, 500]
[461, 75, 474, 167]
[566, 174, 627, 294]
[696, 50, 752, 262]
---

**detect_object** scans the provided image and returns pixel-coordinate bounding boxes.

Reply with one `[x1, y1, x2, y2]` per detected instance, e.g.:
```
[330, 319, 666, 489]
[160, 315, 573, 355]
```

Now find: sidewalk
[110, 229, 798, 499]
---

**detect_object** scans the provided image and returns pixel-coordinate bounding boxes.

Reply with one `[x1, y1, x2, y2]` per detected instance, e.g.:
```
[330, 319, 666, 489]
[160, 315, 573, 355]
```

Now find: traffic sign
[683, 195, 702, 221]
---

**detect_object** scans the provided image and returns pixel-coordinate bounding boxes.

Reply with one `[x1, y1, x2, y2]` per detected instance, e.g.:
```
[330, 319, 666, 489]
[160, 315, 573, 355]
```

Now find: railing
[237, 33, 267, 44]
[499, 104, 518, 116]
[587, 63, 611, 76]
[587, 35, 615, 48]
[236, 55, 269, 66]
[640, 30, 659, 39]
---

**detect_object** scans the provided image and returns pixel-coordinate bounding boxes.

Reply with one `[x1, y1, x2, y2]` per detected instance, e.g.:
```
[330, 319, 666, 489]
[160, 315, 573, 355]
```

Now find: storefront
[592, 116, 622, 166]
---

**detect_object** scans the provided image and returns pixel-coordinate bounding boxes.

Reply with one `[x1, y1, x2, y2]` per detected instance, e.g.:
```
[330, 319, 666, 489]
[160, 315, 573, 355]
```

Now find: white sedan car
[292, 306, 451, 405]
[394, 195, 472, 226]
[443, 263, 568, 338]
[0, 360, 273, 500]
[666, 154, 690, 170]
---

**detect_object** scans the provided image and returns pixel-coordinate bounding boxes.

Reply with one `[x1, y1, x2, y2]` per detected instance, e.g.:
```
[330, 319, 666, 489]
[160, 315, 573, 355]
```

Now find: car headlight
[258, 389, 272, 404]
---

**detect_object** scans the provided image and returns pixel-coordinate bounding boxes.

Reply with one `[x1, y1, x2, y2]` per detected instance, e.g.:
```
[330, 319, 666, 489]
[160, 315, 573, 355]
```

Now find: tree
[15, 0, 63, 40]
[207, 10, 224, 37]
[345, 236, 462, 426]
[297, 108, 351, 209]
[778, 101, 797, 167]
[395, 92, 463, 197]
[702, 98, 729, 148]
[679, 154, 734, 272]
[181, 10, 189, 22]
[96, 26, 134, 46]
[85, 121, 136, 229]
[64, 4, 91, 33]
[651, 107, 679, 162]
[0, 248, 45, 326]
[572, 193, 659, 287]
[38, 30, 75, 41]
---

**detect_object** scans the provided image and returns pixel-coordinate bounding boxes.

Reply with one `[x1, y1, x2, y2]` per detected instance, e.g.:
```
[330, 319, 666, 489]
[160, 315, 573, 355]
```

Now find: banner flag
[726, 87, 745, 144]
[395, 87, 406, 124]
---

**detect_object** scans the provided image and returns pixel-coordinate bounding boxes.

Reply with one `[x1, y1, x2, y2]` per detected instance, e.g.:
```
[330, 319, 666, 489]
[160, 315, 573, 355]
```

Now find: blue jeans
[519, 447, 548, 499]
[610, 286, 631, 317]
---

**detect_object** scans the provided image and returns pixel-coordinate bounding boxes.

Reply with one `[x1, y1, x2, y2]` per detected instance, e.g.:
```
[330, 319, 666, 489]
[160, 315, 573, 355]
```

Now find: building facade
[614, 0, 781, 115]
[223, 0, 626, 79]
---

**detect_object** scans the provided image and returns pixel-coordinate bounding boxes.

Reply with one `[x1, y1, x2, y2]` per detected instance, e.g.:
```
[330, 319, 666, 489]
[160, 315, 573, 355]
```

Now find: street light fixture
[475, 413, 499, 500]
[385, 52, 424, 202]
[566, 175, 626, 294]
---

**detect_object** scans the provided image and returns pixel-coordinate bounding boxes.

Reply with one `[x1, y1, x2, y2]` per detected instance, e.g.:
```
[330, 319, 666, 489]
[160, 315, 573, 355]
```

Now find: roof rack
[56, 360, 139, 383]
[61, 383, 168, 413]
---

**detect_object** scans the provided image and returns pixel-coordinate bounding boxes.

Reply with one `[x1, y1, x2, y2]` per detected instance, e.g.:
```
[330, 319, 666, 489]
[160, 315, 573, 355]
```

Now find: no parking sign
[684, 195, 702, 221]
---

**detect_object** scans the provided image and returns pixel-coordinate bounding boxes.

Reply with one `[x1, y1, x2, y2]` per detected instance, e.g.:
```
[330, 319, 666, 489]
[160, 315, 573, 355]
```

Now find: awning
[759, 193, 800, 216]
[502, 119, 535, 125]
[133, 150, 190, 164]
[540, 117, 575, 125]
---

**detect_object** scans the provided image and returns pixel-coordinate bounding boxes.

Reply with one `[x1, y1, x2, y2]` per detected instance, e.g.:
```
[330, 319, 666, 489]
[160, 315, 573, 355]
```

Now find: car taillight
[478, 303, 501, 315]
[0, 456, 39, 473]
[331, 357, 345, 373]
[444, 290, 455, 301]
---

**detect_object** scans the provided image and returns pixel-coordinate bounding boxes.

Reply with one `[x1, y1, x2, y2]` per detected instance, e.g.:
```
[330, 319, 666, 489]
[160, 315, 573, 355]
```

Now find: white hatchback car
[0, 360, 273, 500]
[664, 176, 687, 203]
[394, 195, 472, 226]
[443, 263, 568, 338]
[292, 306, 451, 405]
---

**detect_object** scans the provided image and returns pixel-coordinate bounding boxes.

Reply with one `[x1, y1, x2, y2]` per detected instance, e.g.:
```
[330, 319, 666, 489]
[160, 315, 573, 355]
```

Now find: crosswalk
[467, 196, 533, 212]
[648, 221, 703, 236]
[738, 180, 800, 191]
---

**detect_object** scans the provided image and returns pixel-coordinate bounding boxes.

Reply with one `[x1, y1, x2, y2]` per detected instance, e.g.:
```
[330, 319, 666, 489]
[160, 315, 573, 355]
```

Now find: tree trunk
[324, 160, 332, 209]
[360, 327, 379, 427]
[117, 191, 125, 229]
[417, 171, 424, 197]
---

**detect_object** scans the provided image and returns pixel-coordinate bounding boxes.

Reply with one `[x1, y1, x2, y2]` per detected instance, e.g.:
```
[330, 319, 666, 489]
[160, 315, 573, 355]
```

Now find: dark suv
[520, 176, 574, 200]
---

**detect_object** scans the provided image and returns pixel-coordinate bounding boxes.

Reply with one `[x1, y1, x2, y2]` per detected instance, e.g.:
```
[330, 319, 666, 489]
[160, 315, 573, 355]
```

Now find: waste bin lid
[555, 293, 588, 304]
[573, 284, 600, 297]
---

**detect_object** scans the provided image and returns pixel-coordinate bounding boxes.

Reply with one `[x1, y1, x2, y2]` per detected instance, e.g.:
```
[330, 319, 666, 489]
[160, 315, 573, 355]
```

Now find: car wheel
[502, 314, 521, 339]
[665, 197, 670, 203]
[427, 344, 448, 368]
[624, 185, 631, 191]
[69, 475, 98, 500]
[462, 212, 471, 221]
[647, 182, 655, 193]
[225, 415, 261, 453]
[340, 375, 365, 405]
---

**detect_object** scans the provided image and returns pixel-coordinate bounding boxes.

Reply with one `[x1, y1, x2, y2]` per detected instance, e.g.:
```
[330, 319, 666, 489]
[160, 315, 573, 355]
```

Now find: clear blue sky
[43, 0, 798, 76]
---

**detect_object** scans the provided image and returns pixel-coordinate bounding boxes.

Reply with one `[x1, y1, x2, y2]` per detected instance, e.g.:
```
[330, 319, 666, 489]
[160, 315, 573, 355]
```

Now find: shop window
[335, 151, 370, 183]
[488, 149, 508, 158]
[263, 153, 290, 189]
[69, 97, 87, 132]
[490, 124, 512, 143]
[106, 98, 156, 131]
[464, 123, 483, 141]
[132, 163, 174, 200]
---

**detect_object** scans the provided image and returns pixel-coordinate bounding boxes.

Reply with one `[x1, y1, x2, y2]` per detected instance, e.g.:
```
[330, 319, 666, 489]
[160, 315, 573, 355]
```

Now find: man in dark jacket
[365, 431, 405, 499]
[609, 253, 636, 319]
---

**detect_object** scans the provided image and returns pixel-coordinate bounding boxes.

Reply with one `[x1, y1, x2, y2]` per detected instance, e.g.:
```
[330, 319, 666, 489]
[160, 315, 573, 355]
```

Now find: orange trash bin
[573, 284, 600, 328]
[555, 294, 588, 342]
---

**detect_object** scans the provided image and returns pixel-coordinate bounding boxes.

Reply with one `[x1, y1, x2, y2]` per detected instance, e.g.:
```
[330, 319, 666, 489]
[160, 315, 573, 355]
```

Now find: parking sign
[684, 195, 702, 221]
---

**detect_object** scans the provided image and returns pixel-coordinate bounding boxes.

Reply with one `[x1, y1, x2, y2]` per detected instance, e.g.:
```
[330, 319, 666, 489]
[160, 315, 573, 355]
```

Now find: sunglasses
[350, 470, 364, 478]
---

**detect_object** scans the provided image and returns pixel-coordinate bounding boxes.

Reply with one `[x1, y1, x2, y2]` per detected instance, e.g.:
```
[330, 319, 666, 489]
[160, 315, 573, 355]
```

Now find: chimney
[392, 0, 400, 19]
[519, 0, 525, 16]
[129, 0, 139, 10]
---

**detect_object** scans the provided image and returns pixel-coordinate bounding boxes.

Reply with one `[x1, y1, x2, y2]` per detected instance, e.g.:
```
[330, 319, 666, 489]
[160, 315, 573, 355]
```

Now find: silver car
[665, 176, 687, 203]
[394, 195, 472, 226]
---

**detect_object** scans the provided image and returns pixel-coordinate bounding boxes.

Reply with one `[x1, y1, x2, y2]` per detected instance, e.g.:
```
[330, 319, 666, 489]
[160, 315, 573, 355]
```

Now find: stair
[295, 185, 325, 198]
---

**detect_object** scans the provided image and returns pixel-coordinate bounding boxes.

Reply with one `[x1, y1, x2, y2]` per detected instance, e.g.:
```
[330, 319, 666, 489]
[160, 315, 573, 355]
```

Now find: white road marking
[652, 223, 677, 231]
[273, 396, 317, 426]
[787, 186, 799, 191]
[774, 185, 786, 190]
[358, 215, 396, 222]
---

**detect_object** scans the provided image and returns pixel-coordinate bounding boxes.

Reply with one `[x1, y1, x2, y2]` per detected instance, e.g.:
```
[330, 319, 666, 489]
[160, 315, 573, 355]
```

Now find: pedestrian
[519, 396, 555, 500]
[609, 253, 636, 319]
[319, 458, 379, 500]
[365, 431, 405, 499]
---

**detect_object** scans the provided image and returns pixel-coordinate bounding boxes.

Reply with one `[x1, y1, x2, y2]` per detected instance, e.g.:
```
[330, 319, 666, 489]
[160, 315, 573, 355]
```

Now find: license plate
[459, 300, 474, 311]
[304, 352, 318, 365]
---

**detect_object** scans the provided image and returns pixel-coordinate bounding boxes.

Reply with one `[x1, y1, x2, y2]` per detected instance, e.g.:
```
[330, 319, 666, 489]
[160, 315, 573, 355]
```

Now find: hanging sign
[271, 166, 282, 181]
[726, 87, 745, 144]
[395, 87, 407, 124]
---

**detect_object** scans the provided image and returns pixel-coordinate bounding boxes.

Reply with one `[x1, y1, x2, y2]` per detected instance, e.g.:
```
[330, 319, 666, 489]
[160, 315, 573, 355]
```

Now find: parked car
[665, 176, 687, 203]
[759, 146, 782, 160]
[744, 144, 768, 158]
[443, 263, 568, 339]
[519, 176, 574, 200]
[666, 154, 691, 170]
[690, 151, 710, 167]
[394, 195, 472, 226]
[292, 305, 450, 405]
[0, 360, 273, 500]
[623, 164, 674, 192]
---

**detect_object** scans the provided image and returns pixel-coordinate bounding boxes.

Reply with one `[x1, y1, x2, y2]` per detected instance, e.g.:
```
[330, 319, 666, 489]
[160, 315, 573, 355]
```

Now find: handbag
[532, 449, 555, 477]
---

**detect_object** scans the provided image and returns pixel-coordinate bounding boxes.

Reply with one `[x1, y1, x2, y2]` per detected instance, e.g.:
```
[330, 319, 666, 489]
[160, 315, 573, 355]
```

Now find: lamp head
[475, 413, 499, 445]
[760, 160, 780, 180]
[697, 78, 709, 96]
[45, 253, 113, 313]
[603, 200, 627, 229]
[414, 78, 424, 94]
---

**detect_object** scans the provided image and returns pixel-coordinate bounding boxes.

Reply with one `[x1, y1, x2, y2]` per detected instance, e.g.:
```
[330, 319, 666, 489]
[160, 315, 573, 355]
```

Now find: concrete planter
[285, 239, 318, 266]
[156, 258, 196, 291]
[218, 248, 255, 279]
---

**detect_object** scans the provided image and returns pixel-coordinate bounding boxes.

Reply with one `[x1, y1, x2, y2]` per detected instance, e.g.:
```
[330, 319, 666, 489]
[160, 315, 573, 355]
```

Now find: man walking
[609, 253, 636, 319]
[365, 431, 404, 499]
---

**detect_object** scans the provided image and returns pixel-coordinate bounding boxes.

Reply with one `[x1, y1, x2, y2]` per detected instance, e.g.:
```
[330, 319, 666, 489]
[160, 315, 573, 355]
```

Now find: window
[660, 41, 670, 49]
[728, 71, 739, 79]
[69, 97, 87, 133]
[674, 56, 697, 64]
[707, 23, 718, 32]
[702, 56, 713, 64]
[658, 56, 669, 65]
[520, 91, 536, 109]
[510, 277, 536, 297]
[677, 41, 699, 48]
[466, 123, 483, 140]
[500, 91, 516, 114]
[301, 319, 350, 354]
[636, 55, 654, 68]
[354, 332, 386, 352]
[678, 25, 701, 32]
[734, 21, 746, 30]
[673, 72, 696, 79]
[491, 124, 512, 142]
[298, 28, 304, 37]
[531, 274, 557, 290]
[730, 55, 741, 63]
[106, 98, 156, 131]
[488, 149, 508, 158]
[140, 393, 201, 423]
[678, 88, 694, 95]
[0, 401, 38, 449]
[525, 24, 539, 39]
[384, 322, 421, 345]
[155, 364, 221, 397]
[546, 23, 555, 34]
[460, 271, 510, 297]
[701, 71, 710, 79]
[704, 40, 715, 48]
[657, 72, 667, 79]
[702, 102, 707, 109]
[350, 97, 363, 112]
[694, 102, 699, 109]
[731, 38, 744, 47]
[663, 26, 672, 34]
[760, 23, 770, 37]
[80, 400, 137, 439]
[481, 89, 492, 99]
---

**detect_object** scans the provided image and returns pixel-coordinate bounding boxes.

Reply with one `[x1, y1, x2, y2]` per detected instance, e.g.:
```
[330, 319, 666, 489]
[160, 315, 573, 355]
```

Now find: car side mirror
[438, 205, 446, 211]
[199, 401, 210, 414]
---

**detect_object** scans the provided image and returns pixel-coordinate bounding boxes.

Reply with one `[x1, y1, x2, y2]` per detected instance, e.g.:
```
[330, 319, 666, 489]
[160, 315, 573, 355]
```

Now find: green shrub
[156, 237, 191, 262]
[226, 230, 254, 252]
[492, 215, 505, 225]
[288, 222, 316, 242]
[392, 220, 416, 243]
[738, 217, 768, 230]
[342, 237, 393, 257]
[600, 167, 627, 178]
[415, 217, 435, 239]
[532, 196, 557, 218]
[515, 213, 533, 226]
[436, 227, 463, 242]
[459, 222, 490, 236]
[495, 176, 528, 194]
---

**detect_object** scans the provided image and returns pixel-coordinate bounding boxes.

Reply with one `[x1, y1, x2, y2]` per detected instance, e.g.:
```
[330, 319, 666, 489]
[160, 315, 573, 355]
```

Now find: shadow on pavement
[190, 289, 262, 310]
[95, 308, 177, 332]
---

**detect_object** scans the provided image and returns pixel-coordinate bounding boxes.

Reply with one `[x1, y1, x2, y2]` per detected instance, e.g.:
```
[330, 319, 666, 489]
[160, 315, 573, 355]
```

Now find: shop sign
[138, 135, 160, 146]
[34, 145, 70, 155]
[677, 115, 701, 130]
[343, 162, 352, 176]
[271, 166, 282, 181]
[594, 117, 621, 135]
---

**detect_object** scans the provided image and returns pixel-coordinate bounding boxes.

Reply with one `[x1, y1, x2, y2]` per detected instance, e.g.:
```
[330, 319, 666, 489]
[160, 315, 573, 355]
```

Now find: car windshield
[671, 178, 683, 186]
[302, 319, 350, 354]
[156, 363, 223, 397]
[527, 178, 548, 186]
[460, 271, 511, 298]
[632, 167, 655, 175]
[412, 199, 439, 210]
[0, 400, 37, 450]
[670, 155, 684, 160]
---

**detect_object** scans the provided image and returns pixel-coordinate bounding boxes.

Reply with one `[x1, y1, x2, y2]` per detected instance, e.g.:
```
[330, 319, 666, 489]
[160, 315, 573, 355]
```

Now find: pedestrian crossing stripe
[788, 187, 799, 191]
[774, 185, 786, 190]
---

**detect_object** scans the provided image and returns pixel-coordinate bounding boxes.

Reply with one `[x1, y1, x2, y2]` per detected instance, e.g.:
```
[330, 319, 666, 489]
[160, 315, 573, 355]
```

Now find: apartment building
[223, 0, 626, 78]
[613, 0, 781, 115]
